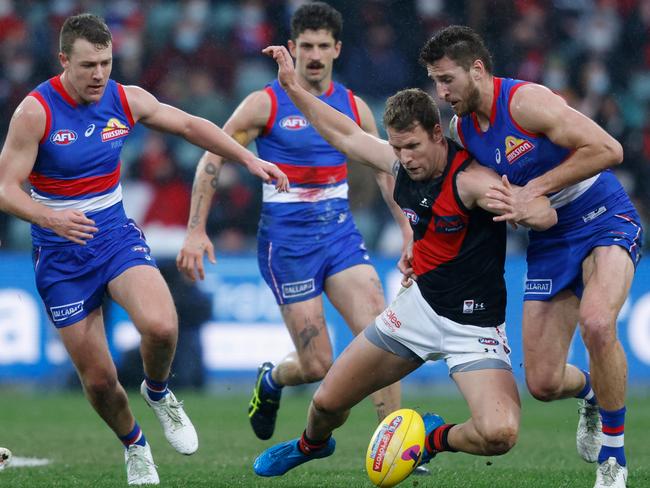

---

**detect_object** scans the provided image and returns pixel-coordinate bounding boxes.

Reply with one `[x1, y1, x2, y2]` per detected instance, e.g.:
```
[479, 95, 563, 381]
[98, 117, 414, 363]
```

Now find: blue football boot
[419, 413, 445, 466]
[253, 437, 336, 477]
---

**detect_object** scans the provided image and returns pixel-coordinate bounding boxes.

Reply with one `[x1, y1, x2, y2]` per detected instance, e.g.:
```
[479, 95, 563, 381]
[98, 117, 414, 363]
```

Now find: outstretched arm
[355, 95, 412, 254]
[263, 45, 395, 173]
[0, 96, 97, 245]
[457, 162, 557, 231]
[177, 91, 271, 281]
[509, 84, 623, 198]
[122, 85, 289, 191]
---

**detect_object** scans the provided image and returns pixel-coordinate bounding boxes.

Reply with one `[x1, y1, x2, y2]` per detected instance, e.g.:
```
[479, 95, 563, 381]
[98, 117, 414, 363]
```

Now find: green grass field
[1, 386, 649, 487]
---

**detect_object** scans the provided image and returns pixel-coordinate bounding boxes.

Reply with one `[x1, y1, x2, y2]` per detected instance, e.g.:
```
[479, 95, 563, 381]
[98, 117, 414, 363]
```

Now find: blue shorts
[257, 229, 371, 305]
[525, 183, 643, 301]
[33, 219, 157, 327]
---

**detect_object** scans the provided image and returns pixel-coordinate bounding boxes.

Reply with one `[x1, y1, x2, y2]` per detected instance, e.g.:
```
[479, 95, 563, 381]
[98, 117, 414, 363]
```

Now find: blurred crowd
[0, 0, 649, 255]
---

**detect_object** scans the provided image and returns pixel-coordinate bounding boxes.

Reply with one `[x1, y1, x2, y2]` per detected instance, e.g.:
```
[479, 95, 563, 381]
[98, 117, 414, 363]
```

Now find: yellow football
[365, 408, 425, 487]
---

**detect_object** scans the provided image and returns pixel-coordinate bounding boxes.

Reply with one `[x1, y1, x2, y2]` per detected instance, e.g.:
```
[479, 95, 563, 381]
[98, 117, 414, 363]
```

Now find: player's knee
[580, 314, 617, 353]
[527, 385, 560, 402]
[141, 315, 178, 347]
[526, 376, 562, 402]
[477, 420, 518, 455]
[82, 371, 118, 398]
[312, 386, 347, 415]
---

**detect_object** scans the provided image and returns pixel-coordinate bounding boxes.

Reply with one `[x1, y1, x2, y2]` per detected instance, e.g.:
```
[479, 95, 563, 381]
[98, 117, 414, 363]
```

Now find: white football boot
[578, 399, 602, 463]
[140, 381, 199, 455]
[125, 443, 159, 485]
[593, 457, 627, 488]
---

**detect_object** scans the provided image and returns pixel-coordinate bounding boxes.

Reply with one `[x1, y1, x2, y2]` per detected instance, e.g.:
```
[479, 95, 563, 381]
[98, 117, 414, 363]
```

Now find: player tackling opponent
[251, 44, 557, 480]
[0, 13, 287, 486]
[421, 25, 643, 488]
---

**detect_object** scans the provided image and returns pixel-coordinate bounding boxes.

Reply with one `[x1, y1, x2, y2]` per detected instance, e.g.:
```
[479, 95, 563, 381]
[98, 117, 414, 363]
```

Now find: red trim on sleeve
[262, 86, 278, 136]
[117, 83, 135, 127]
[50, 75, 78, 108]
[29, 91, 52, 145]
[347, 89, 361, 126]
[508, 81, 538, 138]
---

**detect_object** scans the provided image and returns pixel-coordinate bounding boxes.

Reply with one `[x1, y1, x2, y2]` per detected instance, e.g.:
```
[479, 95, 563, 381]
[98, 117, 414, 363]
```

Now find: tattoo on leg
[375, 402, 387, 421]
[371, 277, 384, 294]
[299, 325, 320, 350]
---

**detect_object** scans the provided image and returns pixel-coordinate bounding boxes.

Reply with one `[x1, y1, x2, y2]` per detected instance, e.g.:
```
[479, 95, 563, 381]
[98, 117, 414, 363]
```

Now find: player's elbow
[0, 182, 13, 212]
[603, 138, 623, 167]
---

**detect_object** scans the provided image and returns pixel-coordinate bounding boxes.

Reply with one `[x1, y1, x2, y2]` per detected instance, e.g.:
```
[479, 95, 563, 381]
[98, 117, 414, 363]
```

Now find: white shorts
[373, 282, 512, 373]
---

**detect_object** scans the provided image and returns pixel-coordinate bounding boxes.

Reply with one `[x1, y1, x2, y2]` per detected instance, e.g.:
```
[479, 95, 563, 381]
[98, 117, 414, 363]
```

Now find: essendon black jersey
[393, 139, 506, 326]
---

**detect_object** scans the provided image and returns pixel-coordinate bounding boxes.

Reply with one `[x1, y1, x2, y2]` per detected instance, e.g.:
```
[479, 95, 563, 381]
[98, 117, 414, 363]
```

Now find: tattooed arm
[176, 90, 271, 281]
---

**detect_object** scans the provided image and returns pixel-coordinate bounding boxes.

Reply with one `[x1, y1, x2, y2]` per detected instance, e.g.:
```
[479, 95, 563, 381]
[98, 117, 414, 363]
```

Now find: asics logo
[85, 124, 96, 137]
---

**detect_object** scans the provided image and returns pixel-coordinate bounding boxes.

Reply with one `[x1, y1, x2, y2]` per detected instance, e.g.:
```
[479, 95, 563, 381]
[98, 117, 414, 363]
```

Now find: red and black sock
[298, 430, 331, 455]
[425, 424, 457, 454]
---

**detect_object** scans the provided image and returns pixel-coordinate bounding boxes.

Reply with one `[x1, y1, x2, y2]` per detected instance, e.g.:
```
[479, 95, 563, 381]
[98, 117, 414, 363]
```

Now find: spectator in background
[138, 134, 191, 230]
[0, 0, 649, 251]
[342, 21, 410, 100]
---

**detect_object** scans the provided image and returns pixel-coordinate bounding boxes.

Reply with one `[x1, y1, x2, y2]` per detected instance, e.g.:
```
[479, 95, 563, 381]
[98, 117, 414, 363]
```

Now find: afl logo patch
[280, 115, 309, 130]
[50, 129, 77, 145]
[402, 208, 419, 224]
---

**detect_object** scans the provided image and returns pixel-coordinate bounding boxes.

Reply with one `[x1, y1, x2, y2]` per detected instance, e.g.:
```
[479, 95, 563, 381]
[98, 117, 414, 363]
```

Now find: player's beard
[456, 81, 481, 116]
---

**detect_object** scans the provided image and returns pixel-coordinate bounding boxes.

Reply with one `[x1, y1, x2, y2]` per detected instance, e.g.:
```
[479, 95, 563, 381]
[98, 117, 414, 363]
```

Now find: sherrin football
[365, 408, 425, 487]
[0, 447, 12, 471]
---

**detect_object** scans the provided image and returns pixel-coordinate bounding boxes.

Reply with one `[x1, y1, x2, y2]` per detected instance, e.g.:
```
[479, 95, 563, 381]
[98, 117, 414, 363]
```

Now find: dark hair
[60, 13, 112, 56]
[291, 1, 343, 42]
[419, 25, 493, 73]
[383, 88, 441, 133]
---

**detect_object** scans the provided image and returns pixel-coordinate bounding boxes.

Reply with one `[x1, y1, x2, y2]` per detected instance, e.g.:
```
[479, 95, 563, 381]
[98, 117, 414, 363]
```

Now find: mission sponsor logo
[505, 135, 534, 164]
[101, 118, 130, 142]
[525, 279, 552, 295]
[50, 129, 77, 145]
[279, 115, 309, 130]
[434, 215, 465, 233]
